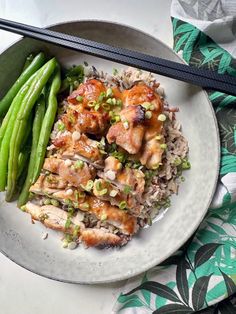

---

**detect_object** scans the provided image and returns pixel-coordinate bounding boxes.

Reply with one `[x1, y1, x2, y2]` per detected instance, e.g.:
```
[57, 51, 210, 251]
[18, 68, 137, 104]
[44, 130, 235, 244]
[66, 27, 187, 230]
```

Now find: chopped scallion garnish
[160, 143, 167, 149]
[76, 95, 83, 102]
[74, 160, 84, 169]
[119, 201, 127, 210]
[51, 199, 59, 207]
[157, 114, 166, 122]
[123, 185, 132, 194]
[106, 88, 113, 98]
[145, 111, 152, 119]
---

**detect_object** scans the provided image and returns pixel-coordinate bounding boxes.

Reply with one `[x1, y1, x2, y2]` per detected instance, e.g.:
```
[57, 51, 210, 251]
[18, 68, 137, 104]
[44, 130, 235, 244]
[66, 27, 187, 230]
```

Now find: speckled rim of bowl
[0, 19, 220, 284]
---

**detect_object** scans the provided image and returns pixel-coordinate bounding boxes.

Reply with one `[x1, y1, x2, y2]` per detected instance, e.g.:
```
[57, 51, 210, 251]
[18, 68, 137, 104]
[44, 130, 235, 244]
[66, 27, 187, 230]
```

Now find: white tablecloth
[0, 1, 172, 313]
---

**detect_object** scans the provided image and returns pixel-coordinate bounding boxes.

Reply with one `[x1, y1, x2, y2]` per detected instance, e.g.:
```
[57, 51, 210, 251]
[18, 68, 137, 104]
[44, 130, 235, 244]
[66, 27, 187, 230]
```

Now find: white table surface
[0, 1, 173, 313]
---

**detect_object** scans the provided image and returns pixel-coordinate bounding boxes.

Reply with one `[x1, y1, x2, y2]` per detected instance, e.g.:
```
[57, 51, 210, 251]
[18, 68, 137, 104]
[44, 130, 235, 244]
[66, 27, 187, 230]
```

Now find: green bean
[0, 52, 45, 117]
[18, 94, 45, 207]
[17, 135, 32, 181]
[0, 76, 37, 191]
[22, 53, 34, 71]
[5, 58, 57, 201]
[0, 73, 37, 149]
[32, 66, 61, 183]
[17, 152, 30, 192]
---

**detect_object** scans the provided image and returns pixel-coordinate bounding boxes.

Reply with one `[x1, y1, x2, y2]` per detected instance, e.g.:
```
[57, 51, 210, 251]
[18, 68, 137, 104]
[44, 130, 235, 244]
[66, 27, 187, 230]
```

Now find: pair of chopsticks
[0, 18, 236, 96]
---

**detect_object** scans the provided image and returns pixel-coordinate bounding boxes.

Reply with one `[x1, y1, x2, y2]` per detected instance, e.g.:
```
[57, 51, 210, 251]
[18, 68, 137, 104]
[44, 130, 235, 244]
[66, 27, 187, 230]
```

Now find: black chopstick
[0, 18, 236, 96]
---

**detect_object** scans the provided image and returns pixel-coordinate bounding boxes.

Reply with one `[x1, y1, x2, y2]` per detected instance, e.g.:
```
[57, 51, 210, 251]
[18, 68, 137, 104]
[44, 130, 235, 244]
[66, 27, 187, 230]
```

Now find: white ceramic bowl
[0, 21, 220, 283]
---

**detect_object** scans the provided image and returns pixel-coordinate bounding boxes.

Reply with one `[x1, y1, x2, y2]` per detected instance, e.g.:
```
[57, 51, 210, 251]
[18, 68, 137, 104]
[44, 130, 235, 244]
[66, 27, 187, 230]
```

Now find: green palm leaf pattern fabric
[113, 19, 236, 314]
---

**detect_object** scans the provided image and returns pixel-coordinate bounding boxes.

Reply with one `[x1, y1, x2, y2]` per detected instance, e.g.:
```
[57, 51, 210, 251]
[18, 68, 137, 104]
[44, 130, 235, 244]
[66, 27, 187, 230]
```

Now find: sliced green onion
[100, 136, 105, 147]
[78, 192, 86, 199]
[65, 199, 73, 206]
[158, 114, 166, 122]
[147, 217, 152, 226]
[99, 149, 107, 155]
[173, 157, 182, 166]
[74, 160, 84, 169]
[113, 68, 118, 75]
[74, 190, 79, 201]
[76, 95, 83, 102]
[116, 99, 123, 107]
[65, 217, 71, 229]
[160, 143, 167, 149]
[95, 180, 102, 191]
[100, 213, 107, 221]
[106, 98, 113, 105]
[73, 225, 80, 238]
[39, 213, 49, 221]
[57, 122, 65, 131]
[98, 91, 106, 102]
[119, 201, 127, 210]
[80, 202, 90, 209]
[145, 111, 152, 119]
[88, 100, 96, 107]
[73, 202, 79, 208]
[111, 115, 121, 124]
[124, 185, 132, 194]
[94, 103, 100, 111]
[68, 114, 76, 124]
[111, 150, 127, 163]
[102, 103, 110, 111]
[106, 88, 113, 98]
[182, 160, 191, 170]
[132, 161, 142, 169]
[81, 180, 94, 192]
[62, 240, 68, 248]
[141, 102, 152, 110]
[98, 188, 108, 196]
[21, 205, 26, 212]
[125, 162, 132, 168]
[51, 199, 59, 207]
[43, 198, 51, 205]
[111, 98, 116, 105]
[155, 135, 162, 140]
[65, 233, 73, 242]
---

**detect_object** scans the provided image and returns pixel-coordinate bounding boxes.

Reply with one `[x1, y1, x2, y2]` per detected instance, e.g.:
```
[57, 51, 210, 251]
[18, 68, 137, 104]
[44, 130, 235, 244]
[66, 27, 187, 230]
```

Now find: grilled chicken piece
[52, 189, 86, 205]
[81, 229, 122, 247]
[30, 176, 87, 205]
[30, 174, 68, 194]
[107, 105, 145, 154]
[139, 137, 164, 169]
[116, 168, 145, 198]
[25, 202, 122, 247]
[100, 157, 145, 199]
[43, 157, 96, 187]
[93, 178, 142, 215]
[122, 82, 162, 109]
[139, 111, 164, 169]
[78, 196, 138, 235]
[61, 107, 108, 135]
[24, 202, 85, 233]
[52, 132, 103, 164]
[122, 82, 166, 169]
[67, 79, 106, 108]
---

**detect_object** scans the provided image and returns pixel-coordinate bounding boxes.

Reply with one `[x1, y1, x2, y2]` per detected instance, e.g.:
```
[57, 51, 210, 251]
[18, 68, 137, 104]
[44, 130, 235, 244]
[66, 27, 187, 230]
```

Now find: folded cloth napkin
[113, 1, 236, 313]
